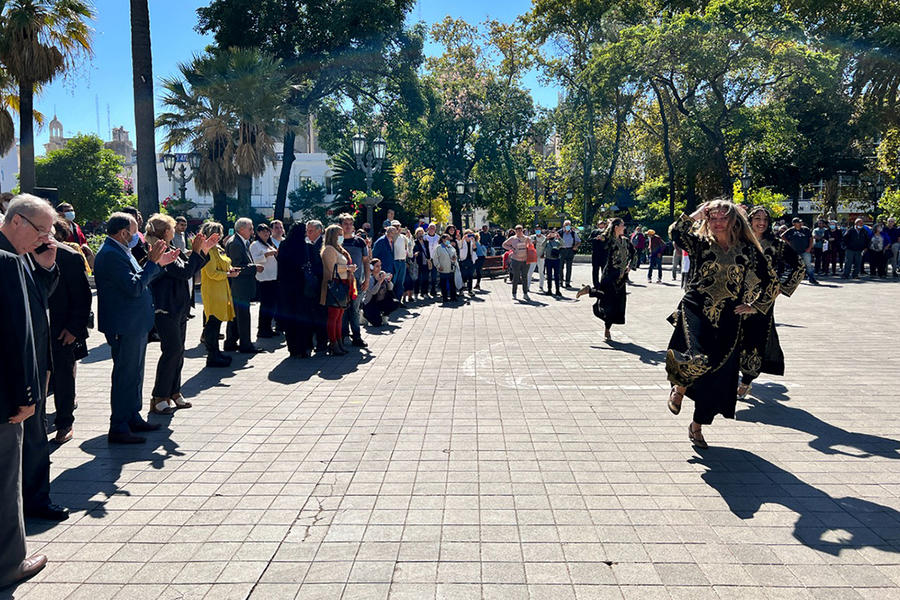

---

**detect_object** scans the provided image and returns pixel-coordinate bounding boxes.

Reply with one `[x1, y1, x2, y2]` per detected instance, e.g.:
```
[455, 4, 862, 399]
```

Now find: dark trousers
[0, 423, 26, 586]
[415, 265, 430, 295]
[313, 304, 328, 350]
[648, 254, 663, 280]
[509, 259, 529, 295]
[545, 258, 561, 293]
[429, 266, 438, 295]
[591, 256, 602, 289]
[203, 315, 223, 356]
[439, 272, 457, 302]
[363, 296, 400, 326]
[257, 280, 279, 334]
[870, 250, 888, 277]
[842, 249, 863, 278]
[152, 312, 187, 399]
[823, 248, 839, 274]
[813, 247, 824, 273]
[475, 256, 485, 287]
[226, 297, 253, 349]
[560, 248, 575, 285]
[50, 338, 77, 430]
[22, 392, 50, 511]
[106, 332, 148, 434]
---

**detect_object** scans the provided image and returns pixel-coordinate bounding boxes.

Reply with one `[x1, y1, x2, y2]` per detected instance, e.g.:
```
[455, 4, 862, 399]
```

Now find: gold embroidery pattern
[695, 245, 744, 327]
[666, 348, 710, 387]
[740, 347, 762, 378]
[610, 237, 630, 278]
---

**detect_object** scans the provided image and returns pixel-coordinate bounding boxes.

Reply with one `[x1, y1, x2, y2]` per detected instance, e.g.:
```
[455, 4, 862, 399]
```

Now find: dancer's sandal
[737, 382, 752, 399]
[688, 423, 708, 449]
[668, 386, 684, 415]
[149, 398, 175, 415]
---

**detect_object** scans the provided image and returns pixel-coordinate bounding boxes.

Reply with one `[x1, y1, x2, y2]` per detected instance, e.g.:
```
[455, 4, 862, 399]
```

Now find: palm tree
[156, 48, 291, 224]
[130, 0, 159, 219]
[0, 0, 93, 194]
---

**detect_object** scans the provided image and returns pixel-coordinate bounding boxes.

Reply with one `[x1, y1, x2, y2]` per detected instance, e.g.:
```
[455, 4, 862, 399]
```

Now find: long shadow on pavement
[40, 429, 183, 527]
[268, 350, 374, 384]
[598, 340, 667, 366]
[690, 446, 900, 556]
[737, 383, 900, 459]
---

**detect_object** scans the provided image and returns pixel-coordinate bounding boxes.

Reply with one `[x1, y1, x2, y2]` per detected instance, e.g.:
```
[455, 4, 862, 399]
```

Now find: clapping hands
[149, 240, 180, 266]
[191, 232, 220, 255]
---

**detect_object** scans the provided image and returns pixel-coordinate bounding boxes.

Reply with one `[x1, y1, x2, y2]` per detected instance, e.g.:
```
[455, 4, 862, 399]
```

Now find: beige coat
[320, 244, 351, 305]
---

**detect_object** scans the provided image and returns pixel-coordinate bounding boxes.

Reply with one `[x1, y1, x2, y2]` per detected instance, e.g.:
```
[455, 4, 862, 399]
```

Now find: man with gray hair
[224, 217, 264, 353]
[0, 194, 62, 584]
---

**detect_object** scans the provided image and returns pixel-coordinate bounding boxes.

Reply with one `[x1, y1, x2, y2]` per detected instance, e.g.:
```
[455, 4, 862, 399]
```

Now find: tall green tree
[34, 134, 128, 222]
[130, 0, 159, 220]
[0, 0, 93, 194]
[156, 48, 292, 224]
[195, 0, 424, 220]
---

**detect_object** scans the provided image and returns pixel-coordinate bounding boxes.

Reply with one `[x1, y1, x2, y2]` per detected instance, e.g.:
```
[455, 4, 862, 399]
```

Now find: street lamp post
[868, 179, 885, 220]
[162, 151, 201, 203]
[455, 179, 477, 228]
[528, 204, 542, 228]
[351, 132, 387, 226]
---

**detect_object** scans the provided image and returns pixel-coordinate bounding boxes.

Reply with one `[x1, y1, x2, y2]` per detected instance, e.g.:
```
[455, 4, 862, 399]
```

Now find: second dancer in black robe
[576, 218, 635, 341]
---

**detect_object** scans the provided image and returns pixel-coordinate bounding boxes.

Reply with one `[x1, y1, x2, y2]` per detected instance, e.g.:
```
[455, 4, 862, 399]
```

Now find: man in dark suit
[93, 212, 179, 444]
[48, 220, 93, 444]
[0, 195, 61, 585]
[224, 217, 263, 353]
[305, 220, 328, 353]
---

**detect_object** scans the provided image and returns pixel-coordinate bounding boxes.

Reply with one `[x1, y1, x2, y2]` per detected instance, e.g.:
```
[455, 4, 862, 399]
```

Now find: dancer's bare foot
[576, 284, 591, 299]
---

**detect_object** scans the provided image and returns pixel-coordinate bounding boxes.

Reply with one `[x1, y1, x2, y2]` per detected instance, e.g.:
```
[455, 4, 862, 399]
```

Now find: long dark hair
[747, 205, 776, 242]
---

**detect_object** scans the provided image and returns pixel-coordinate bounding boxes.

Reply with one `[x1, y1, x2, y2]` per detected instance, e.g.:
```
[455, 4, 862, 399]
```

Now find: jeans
[800, 251, 816, 281]
[544, 258, 560, 293]
[559, 248, 575, 285]
[509, 259, 529, 295]
[843, 249, 863, 278]
[429, 265, 438, 295]
[439, 272, 457, 301]
[343, 287, 363, 339]
[647, 254, 663, 280]
[475, 256, 485, 287]
[106, 332, 148, 434]
[393, 259, 406, 300]
[813, 247, 824, 273]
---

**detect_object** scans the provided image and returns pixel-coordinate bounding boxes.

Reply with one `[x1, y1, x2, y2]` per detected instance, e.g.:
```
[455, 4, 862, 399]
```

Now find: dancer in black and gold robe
[576, 218, 635, 340]
[665, 200, 778, 448]
[738, 206, 805, 396]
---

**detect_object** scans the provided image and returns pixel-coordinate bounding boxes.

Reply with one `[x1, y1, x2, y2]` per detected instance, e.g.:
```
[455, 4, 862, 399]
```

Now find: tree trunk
[213, 191, 228, 225]
[582, 101, 595, 229]
[18, 81, 35, 194]
[685, 167, 698, 213]
[130, 0, 160, 221]
[237, 174, 252, 218]
[273, 129, 296, 220]
[651, 82, 677, 221]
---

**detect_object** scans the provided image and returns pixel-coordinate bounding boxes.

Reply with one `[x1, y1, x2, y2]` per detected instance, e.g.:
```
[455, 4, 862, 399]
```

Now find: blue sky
[31, 0, 558, 153]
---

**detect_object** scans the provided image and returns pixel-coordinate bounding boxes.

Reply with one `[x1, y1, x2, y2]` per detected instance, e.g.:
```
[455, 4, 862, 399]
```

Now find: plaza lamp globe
[456, 180, 466, 195]
[467, 181, 478, 195]
[162, 152, 176, 173]
[351, 132, 367, 159]
[188, 152, 202, 170]
[372, 136, 387, 161]
[526, 166, 537, 182]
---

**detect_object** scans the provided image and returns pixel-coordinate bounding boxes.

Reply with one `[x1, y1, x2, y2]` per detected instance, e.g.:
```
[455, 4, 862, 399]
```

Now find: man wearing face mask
[841, 218, 869, 279]
[93, 212, 180, 444]
[55, 203, 95, 269]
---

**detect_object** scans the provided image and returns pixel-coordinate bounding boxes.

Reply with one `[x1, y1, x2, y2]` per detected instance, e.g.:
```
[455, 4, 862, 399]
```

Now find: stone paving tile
[7, 265, 900, 599]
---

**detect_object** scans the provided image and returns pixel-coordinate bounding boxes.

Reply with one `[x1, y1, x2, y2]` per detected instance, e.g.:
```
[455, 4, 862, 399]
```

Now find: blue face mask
[128, 232, 140, 248]
[64, 211, 75, 221]
[536, 229, 542, 235]
[564, 225, 571, 231]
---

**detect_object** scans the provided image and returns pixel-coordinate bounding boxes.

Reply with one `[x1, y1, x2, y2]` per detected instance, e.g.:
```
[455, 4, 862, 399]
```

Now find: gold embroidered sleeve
[777, 241, 805, 298]
[744, 246, 778, 314]
[668, 213, 700, 257]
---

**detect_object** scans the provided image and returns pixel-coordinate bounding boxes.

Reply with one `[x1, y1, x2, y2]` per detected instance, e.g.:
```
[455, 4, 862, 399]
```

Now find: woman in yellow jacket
[200, 221, 239, 367]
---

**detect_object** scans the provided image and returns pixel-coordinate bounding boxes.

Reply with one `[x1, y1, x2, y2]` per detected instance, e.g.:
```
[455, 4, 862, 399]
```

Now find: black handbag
[325, 264, 350, 308]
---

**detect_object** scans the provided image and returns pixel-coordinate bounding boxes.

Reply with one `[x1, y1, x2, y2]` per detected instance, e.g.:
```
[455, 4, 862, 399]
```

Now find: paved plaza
[9, 264, 900, 600]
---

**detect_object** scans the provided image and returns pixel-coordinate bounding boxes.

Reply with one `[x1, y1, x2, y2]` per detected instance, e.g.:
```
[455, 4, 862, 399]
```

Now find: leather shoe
[108, 432, 146, 444]
[351, 337, 368, 348]
[223, 342, 238, 352]
[54, 427, 73, 444]
[130, 421, 162, 432]
[206, 354, 231, 368]
[256, 330, 275, 338]
[2, 554, 47, 587]
[238, 345, 261, 354]
[25, 504, 69, 521]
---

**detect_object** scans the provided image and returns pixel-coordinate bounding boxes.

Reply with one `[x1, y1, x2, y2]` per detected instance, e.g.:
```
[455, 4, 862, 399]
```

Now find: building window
[324, 175, 333, 194]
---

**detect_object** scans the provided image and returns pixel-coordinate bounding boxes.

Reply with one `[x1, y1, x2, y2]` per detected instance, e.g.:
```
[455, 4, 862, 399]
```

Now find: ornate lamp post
[868, 178, 886, 220]
[352, 132, 387, 226]
[740, 162, 753, 201]
[527, 165, 538, 204]
[455, 179, 477, 228]
[162, 151, 201, 203]
[528, 204, 542, 228]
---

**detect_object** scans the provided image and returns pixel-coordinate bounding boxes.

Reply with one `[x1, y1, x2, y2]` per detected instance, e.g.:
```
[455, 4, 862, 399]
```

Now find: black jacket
[414, 239, 430, 266]
[843, 227, 869, 252]
[226, 235, 257, 301]
[307, 236, 324, 280]
[0, 232, 57, 418]
[149, 247, 207, 319]
[49, 243, 92, 340]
